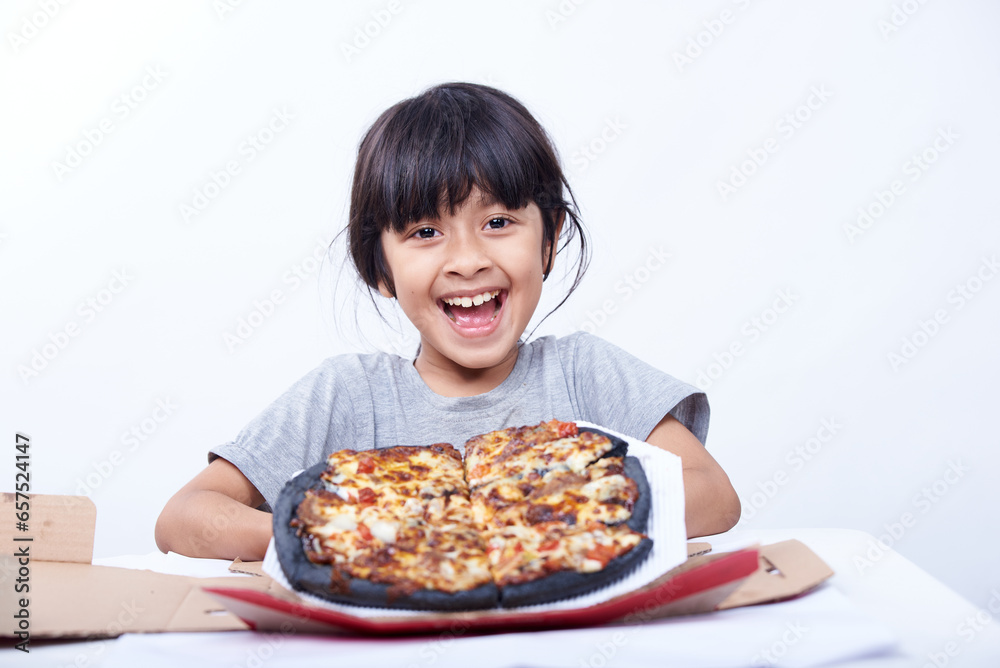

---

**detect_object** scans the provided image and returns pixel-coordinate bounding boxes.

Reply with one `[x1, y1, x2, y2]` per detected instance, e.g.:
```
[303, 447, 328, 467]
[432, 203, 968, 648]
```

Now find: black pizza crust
[272, 461, 500, 611]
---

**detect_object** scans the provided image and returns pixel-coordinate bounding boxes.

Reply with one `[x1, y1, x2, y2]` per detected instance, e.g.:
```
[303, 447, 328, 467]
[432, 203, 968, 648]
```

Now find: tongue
[449, 301, 496, 327]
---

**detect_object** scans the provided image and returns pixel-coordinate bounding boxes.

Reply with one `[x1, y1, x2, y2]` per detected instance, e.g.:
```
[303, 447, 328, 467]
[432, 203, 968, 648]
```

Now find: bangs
[354, 84, 557, 233]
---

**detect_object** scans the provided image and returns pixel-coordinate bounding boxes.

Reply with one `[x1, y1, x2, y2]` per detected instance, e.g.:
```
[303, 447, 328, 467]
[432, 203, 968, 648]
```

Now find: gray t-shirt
[210, 332, 709, 512]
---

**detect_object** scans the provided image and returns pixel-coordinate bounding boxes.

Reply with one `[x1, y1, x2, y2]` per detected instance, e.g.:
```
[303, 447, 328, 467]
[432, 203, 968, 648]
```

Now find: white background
[2, 0, 998, 608]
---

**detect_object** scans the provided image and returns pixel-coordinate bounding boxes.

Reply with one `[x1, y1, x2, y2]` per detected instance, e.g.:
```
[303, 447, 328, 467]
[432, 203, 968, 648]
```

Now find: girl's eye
[413, 227, 439, 239]
[487, 217, 511, 230]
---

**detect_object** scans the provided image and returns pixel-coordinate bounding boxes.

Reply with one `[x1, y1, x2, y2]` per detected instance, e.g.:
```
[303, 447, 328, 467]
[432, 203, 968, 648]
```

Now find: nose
[443, 230, 493, 277]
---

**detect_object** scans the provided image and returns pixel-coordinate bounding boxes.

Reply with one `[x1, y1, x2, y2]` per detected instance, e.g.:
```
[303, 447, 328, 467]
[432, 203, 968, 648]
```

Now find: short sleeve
[558, 332, 710, 445]
[209, 356, 374, 512]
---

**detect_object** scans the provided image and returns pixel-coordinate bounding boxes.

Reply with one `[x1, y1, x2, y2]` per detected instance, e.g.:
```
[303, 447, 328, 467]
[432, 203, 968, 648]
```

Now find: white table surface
[706, 528, 1000, 667]
[28, 528, 1000, 667]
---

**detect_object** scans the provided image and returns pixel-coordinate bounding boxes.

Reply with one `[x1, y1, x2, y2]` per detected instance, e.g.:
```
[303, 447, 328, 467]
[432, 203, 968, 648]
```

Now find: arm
[154, 457, 273, 560]
[645, 414, 741, 538]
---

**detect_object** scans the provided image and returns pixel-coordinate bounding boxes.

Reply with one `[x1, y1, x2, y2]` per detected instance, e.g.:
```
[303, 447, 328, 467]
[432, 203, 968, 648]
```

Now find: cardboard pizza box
[0, 494, 833, 640]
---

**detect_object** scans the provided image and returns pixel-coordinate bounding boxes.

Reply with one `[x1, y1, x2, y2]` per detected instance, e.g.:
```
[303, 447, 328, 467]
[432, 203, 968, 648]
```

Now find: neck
[413, 346, 520, 397]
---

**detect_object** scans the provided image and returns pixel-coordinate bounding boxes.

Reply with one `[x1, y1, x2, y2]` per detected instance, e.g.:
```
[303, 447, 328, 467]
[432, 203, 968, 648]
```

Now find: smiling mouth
[441, 290, 503, 327]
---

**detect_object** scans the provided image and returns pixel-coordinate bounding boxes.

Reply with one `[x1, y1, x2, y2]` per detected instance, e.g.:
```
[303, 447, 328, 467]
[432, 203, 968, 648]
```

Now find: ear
[543, 210, 566, 278]
[377, 280, 395, 299]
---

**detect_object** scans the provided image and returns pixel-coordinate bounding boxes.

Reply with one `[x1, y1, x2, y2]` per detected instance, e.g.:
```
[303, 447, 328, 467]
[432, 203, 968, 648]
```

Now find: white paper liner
[262, 421, 686, 618]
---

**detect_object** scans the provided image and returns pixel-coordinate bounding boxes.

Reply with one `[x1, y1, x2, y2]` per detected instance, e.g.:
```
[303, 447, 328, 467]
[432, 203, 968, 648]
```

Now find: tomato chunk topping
[357, 487, 376, 506]
[356, 455, 376, 474]
[357, 522, 373, 541]
[550, 420, 578, 439]
[585, 544, 618, 567]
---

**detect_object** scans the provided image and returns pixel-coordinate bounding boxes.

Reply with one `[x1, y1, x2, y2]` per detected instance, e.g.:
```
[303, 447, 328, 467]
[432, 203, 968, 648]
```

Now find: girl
[155, 83, 740, 560]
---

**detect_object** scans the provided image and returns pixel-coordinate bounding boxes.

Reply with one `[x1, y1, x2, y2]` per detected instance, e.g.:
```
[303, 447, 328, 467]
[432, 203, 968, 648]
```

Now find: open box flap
[718, 539, 834, 609]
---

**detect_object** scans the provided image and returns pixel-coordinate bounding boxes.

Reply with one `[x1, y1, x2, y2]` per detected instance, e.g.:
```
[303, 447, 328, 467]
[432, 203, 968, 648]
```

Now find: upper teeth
[443, 290, 500, 307]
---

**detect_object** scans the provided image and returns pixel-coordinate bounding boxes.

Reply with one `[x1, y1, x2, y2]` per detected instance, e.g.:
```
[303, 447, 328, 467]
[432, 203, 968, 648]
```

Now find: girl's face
[379, 188, 552, 396]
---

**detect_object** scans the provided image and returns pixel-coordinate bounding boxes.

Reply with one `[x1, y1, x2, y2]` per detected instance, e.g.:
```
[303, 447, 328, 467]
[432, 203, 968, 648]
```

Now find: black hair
[346, 82, 588, 319]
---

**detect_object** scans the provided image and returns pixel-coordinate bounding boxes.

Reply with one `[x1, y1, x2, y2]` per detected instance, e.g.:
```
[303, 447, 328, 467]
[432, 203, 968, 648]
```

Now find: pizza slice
[483, 520, 653, 607]
[472, 456, 641, 529]
[464, 420, 619, 489]
[318, 442, 466, 502]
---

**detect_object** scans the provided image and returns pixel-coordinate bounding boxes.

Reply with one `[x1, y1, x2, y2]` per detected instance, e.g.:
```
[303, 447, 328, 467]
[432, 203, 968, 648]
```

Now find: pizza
[273, 420, 653, 610]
